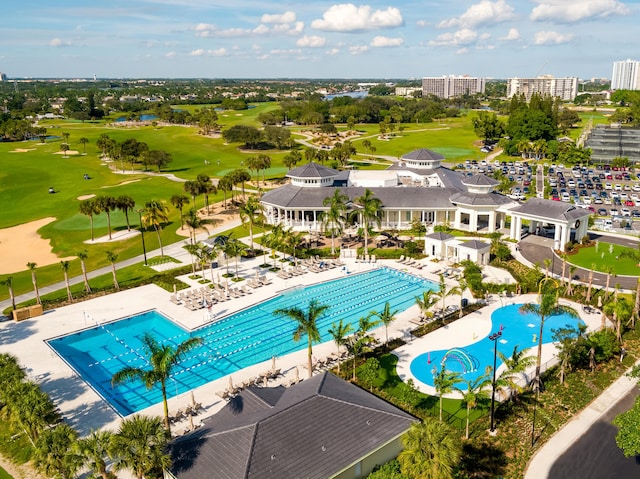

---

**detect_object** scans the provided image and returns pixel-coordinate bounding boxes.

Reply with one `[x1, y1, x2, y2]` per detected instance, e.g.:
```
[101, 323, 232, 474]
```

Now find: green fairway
[0, 466, 12, 479]
[568, 242, 640, 276]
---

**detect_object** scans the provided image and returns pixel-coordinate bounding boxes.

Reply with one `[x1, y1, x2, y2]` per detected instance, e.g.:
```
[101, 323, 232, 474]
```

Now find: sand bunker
[102, 179, 141, 188]
[53, 150, 80, 155]
[77, 194, 96, 201]
[10, 148, 36, 153]
[0, 218, 75, 275]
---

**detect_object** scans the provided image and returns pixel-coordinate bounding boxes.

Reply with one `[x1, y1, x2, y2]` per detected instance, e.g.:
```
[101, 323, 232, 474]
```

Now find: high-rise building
[422, 75, 485, 99]
[611, 59, 640, 90]
[506, 76, 578, 101]
[0, 72, 7, 82]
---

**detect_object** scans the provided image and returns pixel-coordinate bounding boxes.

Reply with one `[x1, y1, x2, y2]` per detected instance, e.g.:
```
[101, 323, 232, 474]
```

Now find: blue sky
[1, 0, 639, 79]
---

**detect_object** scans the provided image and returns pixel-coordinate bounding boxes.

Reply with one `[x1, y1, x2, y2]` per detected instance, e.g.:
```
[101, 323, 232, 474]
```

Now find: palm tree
[34, 423, 82, 479]
[433, 365, 463, 422]
[60, 261, 73, 302]
[75, 430, 115, 479]
[519, 281, 578, 394]
[183, 208, 212, 245]
[142, 199, 170, 257]
[106, 251, 119, 291]
[370, 301, 399, 351]
[5, 381, 59, 445]
[496, 345, 536, 403]
[95, 195, 117, 240]
[349, 189, 382, 258]
[436, 274, 456, 320]
[79, 197, 100, 241]
[27, 262, 41, 304]
[398, 420, 462, 479]
[79, 137, 89, 155]
[222, 238, 247, 279]
[457, 277, 468, 318]
[543, 258, 552, 278]
[322, 189, 348, 256]
[116, 195, 136, 232]
[111, 333, 203, 433]
[77, 249, 92, 294]
[273, 299, 329, 378]
[327, 319, 353, 373]
[0, 276, 16, 310]
[457, 371, 491, 439]
[586, 263, 596, 303]
[182, 243, 200, 275]
[170, 194, 190, 229]
[183, 180, 202, 208]
[111, 415, 171, 479]
[415, 290, 439, 321]
[239, 196, 262, 251]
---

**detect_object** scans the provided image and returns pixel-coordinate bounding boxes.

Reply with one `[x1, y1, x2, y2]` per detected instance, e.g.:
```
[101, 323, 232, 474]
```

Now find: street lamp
[489, 330, 502, 433]
[137, 209, 148, 266]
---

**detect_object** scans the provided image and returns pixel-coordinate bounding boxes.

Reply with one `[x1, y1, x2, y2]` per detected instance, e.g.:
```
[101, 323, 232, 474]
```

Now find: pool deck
[0, 252, 601, 442]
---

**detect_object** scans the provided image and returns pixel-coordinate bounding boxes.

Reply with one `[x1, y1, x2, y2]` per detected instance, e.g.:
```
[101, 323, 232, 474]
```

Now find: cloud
[189, 48, 228, 56]
[533, 30, 574, 45]
[428, 28, 479, 47]
[165, 51, 176, 58]
[261, 11, 296, 24]
[438, 0, 515, 29]
[311, 4, 403, 32]
[50, 38, 72, 47]
[193, 20, 303, 38]
[530, 0, 629, 23]
[296, 35, 327, 48]
[326, 48, 340, 55]
[499, 28, 520, 40]
[370, 36, 404, 47]
[416, 19, 429, 27]
[349, 45, 369, 55]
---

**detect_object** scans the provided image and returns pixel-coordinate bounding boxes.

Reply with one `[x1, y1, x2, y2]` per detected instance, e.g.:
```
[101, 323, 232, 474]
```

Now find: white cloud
[311, 4, 403, 32]
[428, 28, 479, 47]
[50, 38, 72, 47]
[326, 48, 340, 55]
[165, 51, 176, 58]
[189, 48, 228, 56]
[190, 48, 205, 56]
[438, 0, 515, 29]
[261, 11, 296, 24]
[530, 0, 629, 23]
[297, 35, 327, 48]
[270, 48, 302, 56]
[456, 47, 469, 55]
[370, 36, 404, 47]
[416, 19, 428, 27]
[499, 28, 520, 40]
[193, 20, 303, 38]
[349, 45, 369, 55]
[534, 30, 575, 45]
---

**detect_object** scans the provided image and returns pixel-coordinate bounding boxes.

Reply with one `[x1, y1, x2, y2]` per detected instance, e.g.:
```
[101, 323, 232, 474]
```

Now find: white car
[632, 184, 640, 192]
[615, 184, 623, 191]
[605, 183, 613, 190]
[622, 208, 632, 217]
[611, 209, 620, 217]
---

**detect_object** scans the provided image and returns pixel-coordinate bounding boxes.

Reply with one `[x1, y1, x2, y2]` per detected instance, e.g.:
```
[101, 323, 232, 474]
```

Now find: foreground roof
[171, 372, 416, 479]
[287, 162, 339, 179]
[509, 197, 589, 222]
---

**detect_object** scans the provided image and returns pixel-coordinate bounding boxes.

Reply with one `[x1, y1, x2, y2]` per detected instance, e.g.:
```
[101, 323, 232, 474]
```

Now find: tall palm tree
[398, 420, 462, 479]
[75, 430, 115, 479]
[183, 207, 212, 245]
[79, 197, 100, 241]
[457, 371, 491, 439]
[222, 237, 247, 279]
[183, 180, 202, 208]
[182, 243, 200, 275]
[433, 365, 463, 422]
[349, 188, 382, 258]
[5, 381, 59, 445]
[106, 251, 119, 291]
[111, 333, 203, 433]
[95, 195, 117, 240]
[327, 319, 353, 373]
[239, 196, 262, 251]
[26, 262, 41, 304]
[34, 423, 82, 479]
[415, 290, 439, 321]
[586, 263, 596, 303]
[111, 415, 171, 479]
[273, 299, 329, 378]
[519, 282, 578, 394]
[457, 277, 469, 318]
[170, 194, 190, 229]
[0, 276, 16, 310]
[142, 199, 169, 257]
[116, 195, 136, 232]
[496, 345, 536, 403]
[79, 137, 89, 155]
[60, 261, 73, 302]
[322, 189, 348, 256]
[77, 249, 92, 294]
[370, 301, 399, 351]
[436, 274, 456, 320]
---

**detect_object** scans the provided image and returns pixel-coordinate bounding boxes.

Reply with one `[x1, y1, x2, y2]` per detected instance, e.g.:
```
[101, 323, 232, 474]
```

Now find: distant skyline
[2, 0, 639, 80]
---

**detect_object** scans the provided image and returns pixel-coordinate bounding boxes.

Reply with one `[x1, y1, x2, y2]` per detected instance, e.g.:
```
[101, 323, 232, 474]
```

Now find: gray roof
[459, 240, 490, 250]
[171, 372, 417, 479]
[449, 192, 514, 207]
[424, 232, 455, 241]
[509, 198, 589, 222]
[401, 148, 445, 162]
[287, 162, 338, 179]
[463, 174, 499, 186]
[386, 163, 467, 190]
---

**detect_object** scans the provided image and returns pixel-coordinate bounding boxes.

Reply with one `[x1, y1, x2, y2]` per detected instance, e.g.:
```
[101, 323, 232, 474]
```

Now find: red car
[625, 200, 635, 207]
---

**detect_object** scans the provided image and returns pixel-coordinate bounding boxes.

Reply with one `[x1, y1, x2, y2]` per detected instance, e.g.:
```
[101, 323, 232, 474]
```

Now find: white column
[510, 215, 517, 239]
[469, 211, 478, 233]
[561, 224, 570, 250]
[554, 223, 562, 245]
[488, 211, 496, 233]
[499, 213, 506, 230]
[515, 216, 523, 241]
[454, 209, 462, 229]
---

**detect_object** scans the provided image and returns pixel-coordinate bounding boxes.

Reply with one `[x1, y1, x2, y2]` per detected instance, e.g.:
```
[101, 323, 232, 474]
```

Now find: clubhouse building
[260, 149, 590, 252]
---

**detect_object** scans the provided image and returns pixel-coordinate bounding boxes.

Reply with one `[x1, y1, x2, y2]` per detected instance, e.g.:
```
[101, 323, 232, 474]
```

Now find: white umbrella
[190, 390, 196, 408]
[293, 366, 299, 383]
[271, 355, 277, 371]
[398, 235, 412, 242]
[228, 375, 234, 391]
[188, 413, 194, 431]
[597, 295, 602, 308]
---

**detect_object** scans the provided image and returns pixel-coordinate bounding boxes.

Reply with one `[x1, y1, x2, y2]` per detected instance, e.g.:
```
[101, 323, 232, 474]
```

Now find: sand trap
[84, 229, 140, 244]
[77, 194, 96, 201]
[102, 179, 141, 188]
[53, 150, 80, 155]
[0, 218, 76, 275]
[235, 113, 243, 116]
[9, 148, 36, 153]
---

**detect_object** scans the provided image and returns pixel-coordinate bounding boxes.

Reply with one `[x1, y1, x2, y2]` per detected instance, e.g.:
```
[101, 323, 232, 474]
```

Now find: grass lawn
[568, 242, 640, 276]
[0, 467, 12, 479]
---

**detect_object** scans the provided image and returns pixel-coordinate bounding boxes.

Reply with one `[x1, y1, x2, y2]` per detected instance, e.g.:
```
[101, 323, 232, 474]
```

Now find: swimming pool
[410, 303, 585, 390]
[49, 267, 436, 415]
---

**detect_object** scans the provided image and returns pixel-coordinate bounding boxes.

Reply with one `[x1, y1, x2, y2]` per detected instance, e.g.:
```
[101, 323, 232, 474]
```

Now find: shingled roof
[170, 372, 417, 479]
[401, 148, 445, 162]
[509, 197, 589, 222]
[286, 162, 339, 179]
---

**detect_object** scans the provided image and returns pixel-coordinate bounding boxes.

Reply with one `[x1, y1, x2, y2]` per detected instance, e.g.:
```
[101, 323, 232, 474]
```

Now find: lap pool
[49, 267, 436, 415]
[410, 303, 585, 390]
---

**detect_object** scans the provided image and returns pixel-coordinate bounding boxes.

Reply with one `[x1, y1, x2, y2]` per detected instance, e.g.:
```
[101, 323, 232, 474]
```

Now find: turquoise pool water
[410, 303, 585, 390]
[49, 267, 436, 415]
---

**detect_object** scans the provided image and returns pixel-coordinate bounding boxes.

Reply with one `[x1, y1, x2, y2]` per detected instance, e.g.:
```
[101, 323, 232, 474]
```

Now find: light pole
[489, 330, 502, 433]
[137, 209, 148, 266]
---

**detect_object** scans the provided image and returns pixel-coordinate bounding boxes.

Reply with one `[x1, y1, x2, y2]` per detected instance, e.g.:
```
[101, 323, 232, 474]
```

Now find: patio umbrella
[398, 235, 412, 242]
[597, 295, 602, 308]
[173, 284, 177, 294]
[228, 375, 234, 391]
[294, 366, 299, 383]
[190, 390, 196, 408]
[271, 355, 277, 371]
[217, 272, 221, 283]
[188, 413, 194, 431]
[375, 235, 387, 243]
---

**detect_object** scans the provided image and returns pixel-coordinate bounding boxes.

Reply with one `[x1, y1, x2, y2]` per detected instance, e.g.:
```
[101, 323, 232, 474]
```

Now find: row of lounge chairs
[396, 255, 423, 269]
[355, 254, 376, 263]
[169, 402, 203, 424]
[215, 369, 283, 400]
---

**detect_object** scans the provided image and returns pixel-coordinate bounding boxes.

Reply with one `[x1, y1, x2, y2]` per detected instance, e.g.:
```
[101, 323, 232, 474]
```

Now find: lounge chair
[396, 255, 405, 263]
[371, 255, 376, 263]
[170, 294, 182, 305]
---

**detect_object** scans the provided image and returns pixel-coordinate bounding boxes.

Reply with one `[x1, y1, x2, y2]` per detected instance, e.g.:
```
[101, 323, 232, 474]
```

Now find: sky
[2, 0, 640, 80]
